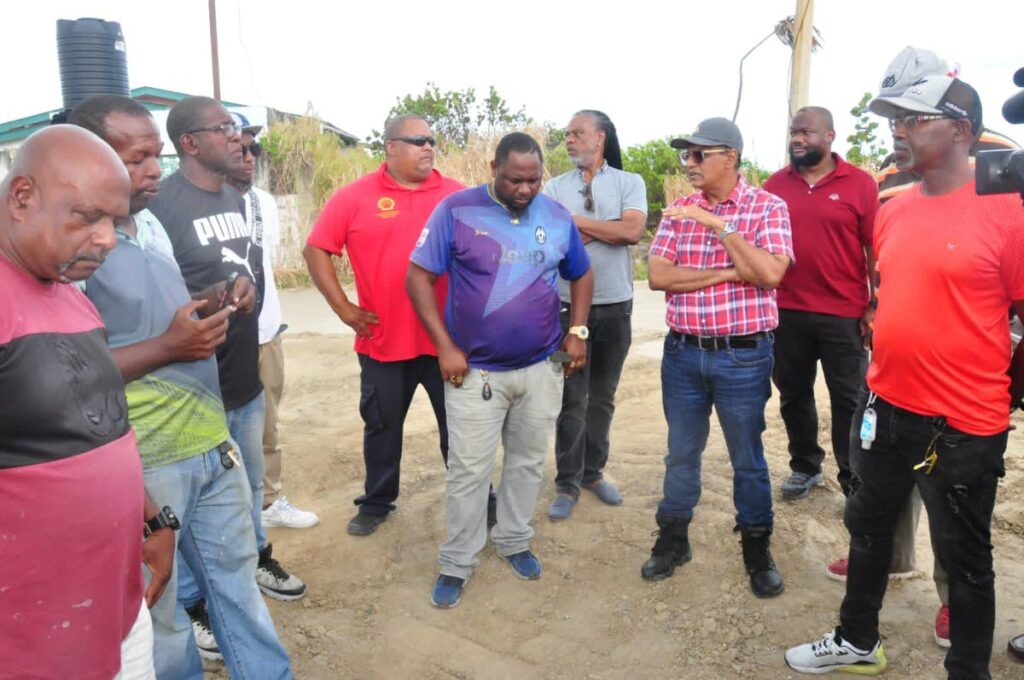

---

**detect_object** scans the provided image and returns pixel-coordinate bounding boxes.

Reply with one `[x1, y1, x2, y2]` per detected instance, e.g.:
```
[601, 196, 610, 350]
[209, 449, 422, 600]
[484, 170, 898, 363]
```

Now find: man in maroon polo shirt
[764, 106, 878, 501]
[304, 114, 465, 536]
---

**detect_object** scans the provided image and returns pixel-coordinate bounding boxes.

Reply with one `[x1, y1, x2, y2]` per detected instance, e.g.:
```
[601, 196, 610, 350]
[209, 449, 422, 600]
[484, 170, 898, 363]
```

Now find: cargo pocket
[359, 384, 384, 432]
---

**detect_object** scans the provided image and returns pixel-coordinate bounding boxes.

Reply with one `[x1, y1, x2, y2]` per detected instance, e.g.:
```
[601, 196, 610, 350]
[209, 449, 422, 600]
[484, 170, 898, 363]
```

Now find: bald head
[0, 125, 129, 282]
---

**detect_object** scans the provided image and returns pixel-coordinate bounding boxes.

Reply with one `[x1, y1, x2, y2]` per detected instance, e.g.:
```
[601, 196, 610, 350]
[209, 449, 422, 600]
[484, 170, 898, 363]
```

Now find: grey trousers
[438, 360, 564, 580]
[892, 486, 949, 605]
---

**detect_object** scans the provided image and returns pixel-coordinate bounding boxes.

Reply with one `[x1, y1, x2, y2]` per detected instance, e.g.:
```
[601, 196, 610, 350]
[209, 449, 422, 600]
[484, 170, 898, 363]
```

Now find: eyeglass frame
[887, 113, 951, 132]
[678, 147, 731, 164]
[186, 122, 240, 137]
[388, 135, 438, 148]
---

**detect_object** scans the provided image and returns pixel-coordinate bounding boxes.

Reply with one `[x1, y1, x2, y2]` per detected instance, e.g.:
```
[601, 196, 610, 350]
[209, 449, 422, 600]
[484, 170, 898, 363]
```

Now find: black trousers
[554, 300, 632, 498]
[356, 354, 447, 515]
[772, 309, 867, 492]
[839, 390, 1006, 680]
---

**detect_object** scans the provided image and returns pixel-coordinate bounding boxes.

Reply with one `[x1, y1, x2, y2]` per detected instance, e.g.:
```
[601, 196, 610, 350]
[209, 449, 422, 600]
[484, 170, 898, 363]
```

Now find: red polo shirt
[765, 154, 878, 318]
[307, 163, 464, 361]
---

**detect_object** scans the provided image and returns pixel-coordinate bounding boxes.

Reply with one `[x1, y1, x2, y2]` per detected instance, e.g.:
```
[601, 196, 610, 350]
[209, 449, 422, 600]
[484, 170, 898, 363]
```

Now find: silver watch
[717, 221, 738, 241]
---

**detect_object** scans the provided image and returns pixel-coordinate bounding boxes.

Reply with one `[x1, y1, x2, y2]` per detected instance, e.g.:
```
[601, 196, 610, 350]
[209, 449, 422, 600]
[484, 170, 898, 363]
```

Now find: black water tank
[56, 18, 130, 110]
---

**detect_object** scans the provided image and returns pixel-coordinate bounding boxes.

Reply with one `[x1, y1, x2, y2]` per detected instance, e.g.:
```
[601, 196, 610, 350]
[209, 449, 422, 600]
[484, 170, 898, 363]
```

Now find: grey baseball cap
[670, 117, 744, 154]
[869, 75, 983, 135]
[876, 46, 952, 99]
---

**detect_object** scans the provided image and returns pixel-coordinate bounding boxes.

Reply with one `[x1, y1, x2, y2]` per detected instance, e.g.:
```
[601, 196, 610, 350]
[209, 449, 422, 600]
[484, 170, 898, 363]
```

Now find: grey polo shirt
[543, 162, 647, 304]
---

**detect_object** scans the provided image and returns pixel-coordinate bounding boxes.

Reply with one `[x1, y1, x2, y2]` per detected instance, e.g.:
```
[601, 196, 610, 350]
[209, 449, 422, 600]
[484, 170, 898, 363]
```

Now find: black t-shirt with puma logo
[149, 171, 264, 411]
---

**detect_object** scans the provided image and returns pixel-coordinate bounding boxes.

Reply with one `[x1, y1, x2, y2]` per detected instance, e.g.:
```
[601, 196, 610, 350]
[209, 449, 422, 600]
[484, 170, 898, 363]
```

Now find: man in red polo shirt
[764, 107, 878, 501]
[305, 115, 464, 536]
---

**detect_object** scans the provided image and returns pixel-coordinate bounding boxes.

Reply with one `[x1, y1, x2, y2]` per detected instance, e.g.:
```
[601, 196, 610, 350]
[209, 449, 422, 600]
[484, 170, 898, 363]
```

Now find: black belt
[669, 330, 767, 350]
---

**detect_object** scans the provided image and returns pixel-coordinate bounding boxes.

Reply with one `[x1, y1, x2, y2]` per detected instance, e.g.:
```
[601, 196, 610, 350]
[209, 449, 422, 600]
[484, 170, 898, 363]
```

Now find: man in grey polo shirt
[544, 110, 647, 520]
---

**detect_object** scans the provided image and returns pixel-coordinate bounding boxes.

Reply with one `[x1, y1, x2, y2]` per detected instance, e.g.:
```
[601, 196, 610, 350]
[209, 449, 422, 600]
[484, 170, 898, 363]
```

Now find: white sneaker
[262, 497, 319, 529]
[785, 629, 887, 675]
[185, 601, 223, 662]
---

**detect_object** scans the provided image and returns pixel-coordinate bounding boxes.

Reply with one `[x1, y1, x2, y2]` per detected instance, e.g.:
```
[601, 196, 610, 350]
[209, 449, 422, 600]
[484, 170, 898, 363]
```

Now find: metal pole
[209, 0, 221, 100]
[789, 0, 814, 119]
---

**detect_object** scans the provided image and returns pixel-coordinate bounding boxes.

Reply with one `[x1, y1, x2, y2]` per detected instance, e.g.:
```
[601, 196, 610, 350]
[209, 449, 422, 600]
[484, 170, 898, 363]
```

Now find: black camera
[977, 66, 1024, 198]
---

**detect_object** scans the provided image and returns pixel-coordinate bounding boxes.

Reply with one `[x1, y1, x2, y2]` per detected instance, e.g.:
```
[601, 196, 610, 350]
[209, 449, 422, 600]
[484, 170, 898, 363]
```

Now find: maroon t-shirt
[765, 154, 878, 318]
[0, 255, 144, 680]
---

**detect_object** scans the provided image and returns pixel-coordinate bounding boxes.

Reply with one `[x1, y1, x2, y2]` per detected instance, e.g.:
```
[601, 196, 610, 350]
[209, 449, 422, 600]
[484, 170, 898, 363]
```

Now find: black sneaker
[347, 510, 387, 536]
[256, 543, 307, 601]
[185, 599, 223, 662]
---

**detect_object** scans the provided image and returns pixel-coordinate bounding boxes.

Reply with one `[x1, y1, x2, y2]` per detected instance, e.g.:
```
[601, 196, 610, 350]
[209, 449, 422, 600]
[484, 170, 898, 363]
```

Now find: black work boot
[740, 525, 784, 598]
[641, 515, 692, 581]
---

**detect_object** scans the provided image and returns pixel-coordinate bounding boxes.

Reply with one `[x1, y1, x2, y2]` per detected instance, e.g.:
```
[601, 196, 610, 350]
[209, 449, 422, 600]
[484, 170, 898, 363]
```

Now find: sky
[2, 0, 1023, 169]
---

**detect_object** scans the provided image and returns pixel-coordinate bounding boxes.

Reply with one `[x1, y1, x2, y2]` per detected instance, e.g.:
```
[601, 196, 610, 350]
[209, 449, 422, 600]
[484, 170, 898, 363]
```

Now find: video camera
[977, 66, 1024, 198]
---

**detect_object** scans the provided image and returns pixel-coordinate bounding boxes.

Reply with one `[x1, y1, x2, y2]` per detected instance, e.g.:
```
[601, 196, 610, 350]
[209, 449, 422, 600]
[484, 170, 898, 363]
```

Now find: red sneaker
[825, 557, 916, 582]
[934, 605, 951, 648]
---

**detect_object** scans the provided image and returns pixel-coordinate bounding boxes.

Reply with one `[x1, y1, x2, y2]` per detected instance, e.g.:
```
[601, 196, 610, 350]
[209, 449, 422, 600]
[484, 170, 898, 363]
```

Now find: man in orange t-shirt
[786, 76, 1024, 679]
[305, 115, 464, 536]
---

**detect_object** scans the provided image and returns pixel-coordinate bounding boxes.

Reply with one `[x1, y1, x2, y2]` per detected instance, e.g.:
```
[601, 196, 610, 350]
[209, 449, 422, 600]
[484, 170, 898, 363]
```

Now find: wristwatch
[568, 325, 590, 340]
[143, 506, 181, 539]
[717, 221, 739, 241]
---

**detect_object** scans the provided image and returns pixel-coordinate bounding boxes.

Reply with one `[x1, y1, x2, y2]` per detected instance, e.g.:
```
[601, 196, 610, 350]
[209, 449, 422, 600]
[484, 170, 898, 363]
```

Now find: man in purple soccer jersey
[407, 132, 594, 608]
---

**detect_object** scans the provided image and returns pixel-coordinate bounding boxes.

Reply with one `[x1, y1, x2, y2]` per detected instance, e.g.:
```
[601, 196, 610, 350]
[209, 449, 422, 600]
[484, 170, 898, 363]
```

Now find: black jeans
[772, 309, 866, 492]
[839, 390, 1007, 680]
[356, 354, 447, 515]
[554, 300, 632, 498]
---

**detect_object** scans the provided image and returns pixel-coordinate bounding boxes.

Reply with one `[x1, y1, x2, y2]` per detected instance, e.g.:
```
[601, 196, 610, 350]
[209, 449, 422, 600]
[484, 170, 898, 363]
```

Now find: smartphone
[220, 272, 240, 310]
[549, 350, 572, 363]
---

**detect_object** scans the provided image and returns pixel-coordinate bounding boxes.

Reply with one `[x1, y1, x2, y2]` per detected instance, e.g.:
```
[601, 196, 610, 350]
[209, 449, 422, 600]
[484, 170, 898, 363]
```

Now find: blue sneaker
[503, 550, 542, 580]
[430, 575, 465, 608]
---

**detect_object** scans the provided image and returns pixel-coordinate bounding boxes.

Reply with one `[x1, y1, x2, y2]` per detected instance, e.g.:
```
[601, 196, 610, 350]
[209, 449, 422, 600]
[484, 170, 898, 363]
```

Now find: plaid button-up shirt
[649, 178, 794, 337]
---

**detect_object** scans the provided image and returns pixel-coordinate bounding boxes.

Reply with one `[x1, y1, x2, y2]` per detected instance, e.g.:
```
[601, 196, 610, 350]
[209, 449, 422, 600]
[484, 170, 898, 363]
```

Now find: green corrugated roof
[0, 86, 247, 144]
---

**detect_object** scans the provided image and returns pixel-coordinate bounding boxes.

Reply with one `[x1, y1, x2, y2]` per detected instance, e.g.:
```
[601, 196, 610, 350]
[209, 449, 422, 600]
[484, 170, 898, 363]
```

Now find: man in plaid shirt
[640, 117, 794, 598]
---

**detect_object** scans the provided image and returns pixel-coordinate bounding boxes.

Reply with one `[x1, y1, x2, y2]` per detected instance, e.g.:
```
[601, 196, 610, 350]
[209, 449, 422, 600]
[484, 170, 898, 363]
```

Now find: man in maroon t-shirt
[764, 106, 878, 500]
[0, 126, 174, 679]
[305, 114, 467, 536]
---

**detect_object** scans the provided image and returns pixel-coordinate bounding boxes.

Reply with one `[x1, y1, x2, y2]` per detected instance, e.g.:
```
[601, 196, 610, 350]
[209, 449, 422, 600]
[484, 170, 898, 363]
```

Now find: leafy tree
[622, 138, 683, 224]
[846, 91, 889, 170]
[368, 83, 531, 152]
[740, 158, 772, 186]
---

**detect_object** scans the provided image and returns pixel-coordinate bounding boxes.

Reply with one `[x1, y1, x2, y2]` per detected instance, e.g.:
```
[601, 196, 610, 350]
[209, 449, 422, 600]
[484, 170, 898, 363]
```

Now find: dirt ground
[215, 289, 1024, 679]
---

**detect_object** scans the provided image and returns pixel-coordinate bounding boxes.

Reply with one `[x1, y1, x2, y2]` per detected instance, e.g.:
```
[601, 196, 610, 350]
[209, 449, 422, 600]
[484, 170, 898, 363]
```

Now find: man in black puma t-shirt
[149, 96, 306, 659]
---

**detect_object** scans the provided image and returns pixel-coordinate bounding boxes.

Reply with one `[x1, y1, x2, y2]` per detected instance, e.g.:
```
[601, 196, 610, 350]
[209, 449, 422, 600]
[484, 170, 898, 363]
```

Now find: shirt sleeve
[305, 189, 350, 256]
[622, 173, 648, 215]
[409, 200, 455, 275]
[558, 217, 591, 281]
[648, 203, 681, 263]
[859, 176, 879, 249]
[755, 196, 795, 261]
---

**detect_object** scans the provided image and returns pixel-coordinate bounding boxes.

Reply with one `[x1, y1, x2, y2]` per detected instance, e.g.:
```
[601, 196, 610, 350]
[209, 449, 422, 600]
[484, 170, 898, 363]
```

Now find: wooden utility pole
[789, 0, 814, 119]
[209, 0, 221, 100]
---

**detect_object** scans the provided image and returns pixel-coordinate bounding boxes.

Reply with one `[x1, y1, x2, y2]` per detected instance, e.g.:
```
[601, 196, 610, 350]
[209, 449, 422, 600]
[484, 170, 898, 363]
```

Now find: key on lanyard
[480, 370, 492, 401]
[914, 424, 944, 475]
[860, 392, 878, 450]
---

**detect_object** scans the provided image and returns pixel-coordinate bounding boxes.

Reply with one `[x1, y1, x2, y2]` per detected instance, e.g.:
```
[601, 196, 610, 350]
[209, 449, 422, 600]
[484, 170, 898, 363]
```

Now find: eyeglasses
[186, 122, 239, 136]
[678, 147, 730, 164]
[242, 142, 263, 158]
[887, 114, 950, 132]
[389, 135, 438, 148]
[579, 182, 594, 212]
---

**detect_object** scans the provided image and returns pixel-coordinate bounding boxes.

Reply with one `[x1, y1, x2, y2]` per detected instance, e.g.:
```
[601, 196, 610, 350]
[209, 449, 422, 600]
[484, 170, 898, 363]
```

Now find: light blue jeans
[144, 443, 291, 680]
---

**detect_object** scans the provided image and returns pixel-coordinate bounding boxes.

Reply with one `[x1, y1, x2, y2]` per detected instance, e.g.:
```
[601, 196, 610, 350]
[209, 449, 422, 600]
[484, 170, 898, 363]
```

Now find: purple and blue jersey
[411, 184, 590, 370]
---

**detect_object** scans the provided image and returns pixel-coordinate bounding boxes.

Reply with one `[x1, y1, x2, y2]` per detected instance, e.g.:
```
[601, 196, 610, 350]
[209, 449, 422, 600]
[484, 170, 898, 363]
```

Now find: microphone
[1015, 67, 1024, 88]
[1004, 90, 1024, 125]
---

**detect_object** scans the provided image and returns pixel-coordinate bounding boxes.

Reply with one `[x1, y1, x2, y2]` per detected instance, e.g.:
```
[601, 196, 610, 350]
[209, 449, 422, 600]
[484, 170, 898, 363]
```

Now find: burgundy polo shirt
[765, 154, 878, 318]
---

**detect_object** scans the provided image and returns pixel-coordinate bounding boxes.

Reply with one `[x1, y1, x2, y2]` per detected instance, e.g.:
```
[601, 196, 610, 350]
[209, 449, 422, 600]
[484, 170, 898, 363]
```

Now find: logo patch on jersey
[534, 225, 547, 245]
[415, 228, 429, 248]
[829, 193, 840, 201]
[376, 196, 399, 219]
[222, 243, 254, 278]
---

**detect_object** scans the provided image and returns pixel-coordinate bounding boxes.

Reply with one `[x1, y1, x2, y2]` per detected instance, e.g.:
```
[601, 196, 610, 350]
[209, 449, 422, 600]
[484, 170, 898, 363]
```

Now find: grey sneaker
[256, 543, 307, 601]
[185, 600, 223, 662]
[583, 479, 623, 505]
[547, 493, 576, 521]
[781, 472, 823, 500]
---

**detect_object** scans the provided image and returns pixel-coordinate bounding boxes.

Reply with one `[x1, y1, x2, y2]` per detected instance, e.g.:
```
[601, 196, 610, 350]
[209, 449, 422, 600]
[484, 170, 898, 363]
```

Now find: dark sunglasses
[678, 147, 730, 164]
[579, 182, 594, 212]
[389, 135, 438, 148]
[242, 142, 263, 158]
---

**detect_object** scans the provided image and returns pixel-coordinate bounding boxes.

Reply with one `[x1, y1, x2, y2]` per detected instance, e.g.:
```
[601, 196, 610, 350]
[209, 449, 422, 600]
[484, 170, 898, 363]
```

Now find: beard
[790, 146, 826, 167]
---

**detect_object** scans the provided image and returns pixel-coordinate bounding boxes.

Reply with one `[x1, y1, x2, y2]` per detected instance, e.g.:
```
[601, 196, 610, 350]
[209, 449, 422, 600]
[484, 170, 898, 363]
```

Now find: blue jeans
[658, 332, 775, 527]
[178, 393, 267, 603]
[144, 446, 291, 680]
